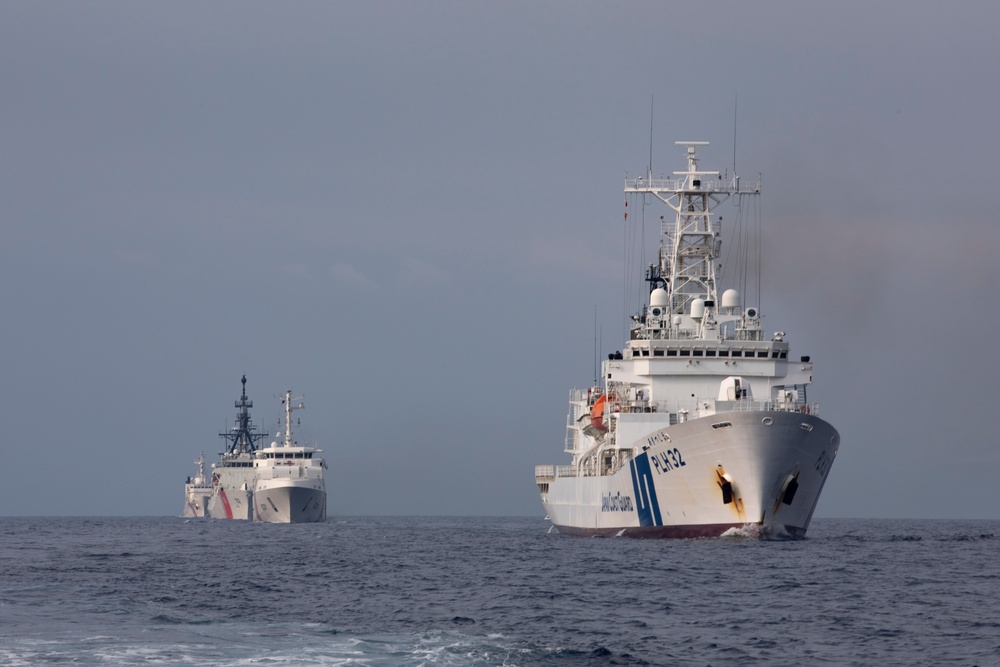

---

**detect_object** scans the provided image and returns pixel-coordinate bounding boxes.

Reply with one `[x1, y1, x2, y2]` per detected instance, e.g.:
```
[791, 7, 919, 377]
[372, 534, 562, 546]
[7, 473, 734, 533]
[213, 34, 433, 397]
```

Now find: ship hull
[541, 410, 838, 538]
[183, 504, 207, 519]
[183, 485, 212, 518]
[253, 479, 327, 523]
[207, 487, 254, 520]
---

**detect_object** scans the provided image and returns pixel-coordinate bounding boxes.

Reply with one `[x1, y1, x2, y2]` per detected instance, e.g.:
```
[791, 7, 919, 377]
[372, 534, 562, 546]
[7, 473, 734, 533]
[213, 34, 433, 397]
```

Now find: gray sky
[3, 2, 998, 519]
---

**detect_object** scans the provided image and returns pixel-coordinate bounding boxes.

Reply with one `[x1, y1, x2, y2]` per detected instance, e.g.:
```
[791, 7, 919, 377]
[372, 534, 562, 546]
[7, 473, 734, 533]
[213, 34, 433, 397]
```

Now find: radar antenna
[219, 375, 268, 455]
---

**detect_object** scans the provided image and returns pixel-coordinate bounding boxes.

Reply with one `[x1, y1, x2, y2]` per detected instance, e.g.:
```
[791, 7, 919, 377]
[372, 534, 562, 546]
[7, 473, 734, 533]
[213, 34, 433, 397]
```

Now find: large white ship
[206, 375, 268, 521]
[535, 141, 839, 538]
[253, 390, 327, 523]
[182, 452, 212, 518]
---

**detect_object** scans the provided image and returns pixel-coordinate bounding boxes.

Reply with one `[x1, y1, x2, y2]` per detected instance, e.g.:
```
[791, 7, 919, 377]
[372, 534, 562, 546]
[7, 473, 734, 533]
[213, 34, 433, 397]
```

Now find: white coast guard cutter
[206, 375, 268, 520]
[535, 142, 839, 537]
[253, 390, 327, 523]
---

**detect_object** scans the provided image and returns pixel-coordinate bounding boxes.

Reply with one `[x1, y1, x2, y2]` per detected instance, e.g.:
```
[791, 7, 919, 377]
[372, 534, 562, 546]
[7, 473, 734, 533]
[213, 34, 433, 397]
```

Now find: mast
[280, 390, 305, 447]
[219, 375, 268, 455]
[625, 142, 760, 337]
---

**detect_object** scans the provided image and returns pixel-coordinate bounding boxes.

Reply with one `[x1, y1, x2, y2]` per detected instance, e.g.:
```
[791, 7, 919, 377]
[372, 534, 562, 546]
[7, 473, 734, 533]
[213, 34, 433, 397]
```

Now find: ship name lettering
[650, 448, 686, 475]
[601, 492, 634, 513]
[645, 432, 670, 448]
[815, 450, 834, 476]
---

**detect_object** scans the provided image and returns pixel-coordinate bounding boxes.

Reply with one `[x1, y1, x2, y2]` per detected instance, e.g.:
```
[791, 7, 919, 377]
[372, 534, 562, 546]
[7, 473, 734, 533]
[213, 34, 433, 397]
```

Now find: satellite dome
[690, 298, 705, 319]
[721, 289, 741, 309]
[650, 288, 669, 308]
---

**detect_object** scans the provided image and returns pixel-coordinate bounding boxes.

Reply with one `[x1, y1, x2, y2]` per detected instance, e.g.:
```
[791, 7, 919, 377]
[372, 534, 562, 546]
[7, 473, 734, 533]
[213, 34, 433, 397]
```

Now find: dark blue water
[1, 516, 997, 666]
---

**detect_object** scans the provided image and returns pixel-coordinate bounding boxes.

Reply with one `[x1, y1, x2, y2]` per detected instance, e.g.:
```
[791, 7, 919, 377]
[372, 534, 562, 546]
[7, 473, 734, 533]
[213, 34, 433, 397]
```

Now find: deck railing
[624, 175, 760, 194]
[534, 465, 554, 479]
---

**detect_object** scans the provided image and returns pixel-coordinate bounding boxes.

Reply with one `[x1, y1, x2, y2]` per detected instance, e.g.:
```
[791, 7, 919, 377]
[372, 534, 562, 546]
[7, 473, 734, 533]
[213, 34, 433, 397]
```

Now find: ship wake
[720, 523, 797, 541]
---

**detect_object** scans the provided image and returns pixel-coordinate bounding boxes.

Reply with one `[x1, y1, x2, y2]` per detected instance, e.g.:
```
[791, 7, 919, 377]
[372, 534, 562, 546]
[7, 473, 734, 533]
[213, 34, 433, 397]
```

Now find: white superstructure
[253, 390, 327, 523]
[535, 142, 839, 538]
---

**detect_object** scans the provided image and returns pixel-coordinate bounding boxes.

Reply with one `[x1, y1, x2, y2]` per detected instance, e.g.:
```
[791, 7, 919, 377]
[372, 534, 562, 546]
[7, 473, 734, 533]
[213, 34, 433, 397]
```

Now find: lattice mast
[625, 141, 759, 326]
[219, 375, 269, 455]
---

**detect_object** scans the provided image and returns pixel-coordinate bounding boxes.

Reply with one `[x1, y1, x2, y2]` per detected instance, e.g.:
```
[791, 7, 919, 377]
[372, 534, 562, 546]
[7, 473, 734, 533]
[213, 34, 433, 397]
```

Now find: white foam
[720, 523, 795, 540]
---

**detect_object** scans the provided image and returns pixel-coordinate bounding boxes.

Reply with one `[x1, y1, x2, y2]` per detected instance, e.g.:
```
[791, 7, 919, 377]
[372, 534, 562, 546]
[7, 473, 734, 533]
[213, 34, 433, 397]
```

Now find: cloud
[330, 262, 378, 290]
[400, 256, 457, 295]
[524, 233, 618, 276]
[108, 247, 158, 269]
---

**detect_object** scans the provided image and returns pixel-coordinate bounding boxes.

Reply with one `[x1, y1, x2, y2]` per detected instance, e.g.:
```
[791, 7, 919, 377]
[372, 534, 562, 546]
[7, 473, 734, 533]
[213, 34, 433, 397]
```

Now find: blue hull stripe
[629, 454, 662, 527]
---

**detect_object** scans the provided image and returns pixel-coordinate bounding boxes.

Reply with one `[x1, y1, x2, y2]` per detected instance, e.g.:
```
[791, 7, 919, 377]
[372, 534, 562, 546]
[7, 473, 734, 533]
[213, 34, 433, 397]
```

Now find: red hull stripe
[219, 490, 234, 519]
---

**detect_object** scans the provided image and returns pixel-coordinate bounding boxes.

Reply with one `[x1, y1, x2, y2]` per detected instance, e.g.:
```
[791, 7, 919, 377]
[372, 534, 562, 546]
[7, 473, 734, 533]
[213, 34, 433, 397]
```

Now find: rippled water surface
[1, 516, 997, 665]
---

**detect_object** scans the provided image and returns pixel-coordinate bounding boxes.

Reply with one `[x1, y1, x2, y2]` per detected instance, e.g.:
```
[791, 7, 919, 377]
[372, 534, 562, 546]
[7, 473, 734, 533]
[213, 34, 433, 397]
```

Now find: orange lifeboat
[591, 394, 610, 431]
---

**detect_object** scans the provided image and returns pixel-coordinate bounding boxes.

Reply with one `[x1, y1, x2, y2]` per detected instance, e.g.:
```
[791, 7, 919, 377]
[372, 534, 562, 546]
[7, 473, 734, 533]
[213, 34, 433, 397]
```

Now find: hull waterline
[254, 481, 327, 523]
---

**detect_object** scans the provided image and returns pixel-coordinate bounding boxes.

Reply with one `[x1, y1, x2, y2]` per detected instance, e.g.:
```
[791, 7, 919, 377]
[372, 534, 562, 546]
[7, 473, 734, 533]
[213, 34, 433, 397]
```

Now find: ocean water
[0, 517, 997, 666]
